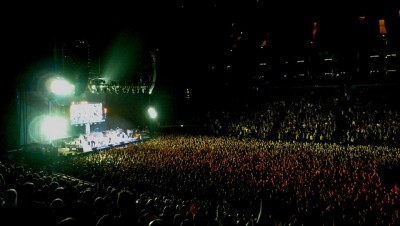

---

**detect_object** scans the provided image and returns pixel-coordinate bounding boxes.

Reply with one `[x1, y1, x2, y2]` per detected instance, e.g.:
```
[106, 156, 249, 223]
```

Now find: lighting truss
[87, 78, 151, 94]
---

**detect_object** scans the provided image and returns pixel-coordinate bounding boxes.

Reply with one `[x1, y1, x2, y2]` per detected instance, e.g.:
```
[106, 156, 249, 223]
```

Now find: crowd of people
[1, 134, 400, 225]
[1, 85, 400, 226]
[204, 86, 400, 147]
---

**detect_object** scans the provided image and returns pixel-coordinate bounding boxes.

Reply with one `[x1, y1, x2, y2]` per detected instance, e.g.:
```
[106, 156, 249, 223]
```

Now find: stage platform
[57, 137, 145, 156]
[3, 134, 151, 160]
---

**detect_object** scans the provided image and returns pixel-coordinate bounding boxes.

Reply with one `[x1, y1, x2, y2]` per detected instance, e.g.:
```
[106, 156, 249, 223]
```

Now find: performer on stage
[134, 130, 141, 140]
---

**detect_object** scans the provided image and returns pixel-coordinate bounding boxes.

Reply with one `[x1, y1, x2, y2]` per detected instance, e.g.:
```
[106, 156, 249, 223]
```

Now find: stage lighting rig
[87, 77, 152, 95]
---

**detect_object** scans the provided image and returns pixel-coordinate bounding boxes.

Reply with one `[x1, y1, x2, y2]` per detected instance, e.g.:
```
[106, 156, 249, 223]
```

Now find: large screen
[70, 102, 105, 125]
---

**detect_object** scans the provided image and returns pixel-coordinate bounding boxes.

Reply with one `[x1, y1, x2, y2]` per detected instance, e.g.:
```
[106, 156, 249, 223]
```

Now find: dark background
[1, 1, 399, 151]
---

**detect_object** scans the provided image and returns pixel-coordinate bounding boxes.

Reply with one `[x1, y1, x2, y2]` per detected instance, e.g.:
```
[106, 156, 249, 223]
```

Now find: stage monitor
[70, 102, 105, 125]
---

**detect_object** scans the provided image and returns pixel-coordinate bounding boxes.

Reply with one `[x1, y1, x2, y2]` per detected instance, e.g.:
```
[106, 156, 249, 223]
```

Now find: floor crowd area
[1, 134, 399, 225]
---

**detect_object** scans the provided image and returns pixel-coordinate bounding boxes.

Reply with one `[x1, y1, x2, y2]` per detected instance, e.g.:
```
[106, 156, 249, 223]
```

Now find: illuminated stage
[57, 129, 149, 156]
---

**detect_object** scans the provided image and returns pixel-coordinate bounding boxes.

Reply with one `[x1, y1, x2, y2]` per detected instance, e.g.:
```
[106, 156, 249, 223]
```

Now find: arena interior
[1, 3, 400, 226]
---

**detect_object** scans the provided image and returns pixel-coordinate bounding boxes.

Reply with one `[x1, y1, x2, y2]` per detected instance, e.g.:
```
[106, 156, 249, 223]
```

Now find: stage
[56, 129, 150, 156]
[57, 139, 141, 156]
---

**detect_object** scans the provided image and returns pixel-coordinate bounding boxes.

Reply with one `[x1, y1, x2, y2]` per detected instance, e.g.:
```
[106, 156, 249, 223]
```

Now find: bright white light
[50, 78, 75, 95]
[41, 116, 69, 140]
[147, 107, 157, 119]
